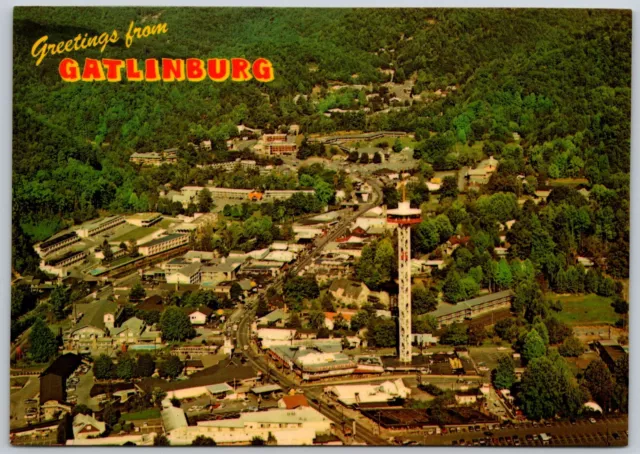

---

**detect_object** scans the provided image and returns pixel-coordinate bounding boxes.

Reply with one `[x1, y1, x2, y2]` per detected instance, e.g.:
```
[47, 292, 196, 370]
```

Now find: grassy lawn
[551, 293, 617, 326]
[549, 178, 589, 187]
[121, 409, 161, 421]
[157, 218, 177, 229]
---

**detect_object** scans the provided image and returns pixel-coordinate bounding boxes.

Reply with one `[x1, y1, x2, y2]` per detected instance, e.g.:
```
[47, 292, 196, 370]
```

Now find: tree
[406, 180, 430, 208]
[512, 280, 546, 322]
[154, 435, 170, 446]
[317, 326, 331, 338]
[383, 185, 400, 209]
[493, 355, 516, 390]
[251, 437, 266, 445]
[332, 313, 348, 331]
[127, 238, 139, 257]
[612, 353, 629, 413]
[347, 151, 359, 163]
[494, 318, 519, 342]
[412, 315, 438, 334]
[367, 317, 396, 348]
[531, 319, 550, 346]
[11, 284, 36, 319]
[494, 259, 513, 289]
[612, 297, 629, 314]
[519, 353, 584, 420]
[286, 312, 302, 329]
[197, 188, 213, 212]
[93, 354, 115, 380]
[159, 355, 184, 380]
[192, 436, 216, 446]
[544, 316, 573, 344]
[135, 353, 156, 377]
[116, 353, 135, 380]
[230, 282, 243, 301]
[412, 285, 437, 315]
[558, 336, 585, 357]
[359, 153, 369, 164]
[439, 176, 459, 201]
[72, 404, 93, 416]
[441, 271, 462, 304]
[440, 323, 468, 345]
[171, 397, 181, 408]
[283, 276, 319, 305]
[412, 220, 439, 254]
[256, 298, 270, 317]
[160, 306, 196, 341]
[102, 238, 114, 263]
[102, 403, 120, 427]
[356, 238, 396, 291]
[373, 152, 382, 164]
[583, 358, 614, 410]
[152, 387, 167, 407]
[392, 138, 403, 153]
[320, 293, 335, 312]
[50, 285, 69, 321]
[349, 310, 370, 332]
[583, 269, 600, 295]
[129, 282, 146, 302]
[28, 318, 58, 363]
[522, 329, 546, 363]
[308, 311, 325, 329]
[468, 324, 488, 346]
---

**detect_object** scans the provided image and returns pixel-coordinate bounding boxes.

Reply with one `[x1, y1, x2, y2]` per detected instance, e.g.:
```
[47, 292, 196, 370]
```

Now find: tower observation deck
[387, 200, 422, 363]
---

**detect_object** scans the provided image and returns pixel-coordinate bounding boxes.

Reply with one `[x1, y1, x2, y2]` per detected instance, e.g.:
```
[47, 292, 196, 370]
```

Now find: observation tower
[386, 185, 422, 363]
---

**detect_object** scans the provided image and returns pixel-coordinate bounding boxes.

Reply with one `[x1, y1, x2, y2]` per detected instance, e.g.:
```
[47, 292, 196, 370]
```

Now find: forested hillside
[12, 8, 631, 273]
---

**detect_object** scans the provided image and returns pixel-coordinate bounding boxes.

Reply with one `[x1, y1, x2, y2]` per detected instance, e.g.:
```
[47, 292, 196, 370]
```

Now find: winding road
[233, 178, 388, 445]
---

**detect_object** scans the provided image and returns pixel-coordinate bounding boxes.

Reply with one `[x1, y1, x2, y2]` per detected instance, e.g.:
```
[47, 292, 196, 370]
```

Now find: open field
[551, 293, 617, 326]
[121, 409, 161, 421]
[549, 178, 589, 187]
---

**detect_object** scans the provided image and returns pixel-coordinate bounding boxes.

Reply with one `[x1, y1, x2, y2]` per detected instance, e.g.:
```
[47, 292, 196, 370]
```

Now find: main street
[233, 177, 388, 445]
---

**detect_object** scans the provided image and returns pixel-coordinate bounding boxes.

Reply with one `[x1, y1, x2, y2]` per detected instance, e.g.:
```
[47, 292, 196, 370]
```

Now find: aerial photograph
[10, 7, 630, 447]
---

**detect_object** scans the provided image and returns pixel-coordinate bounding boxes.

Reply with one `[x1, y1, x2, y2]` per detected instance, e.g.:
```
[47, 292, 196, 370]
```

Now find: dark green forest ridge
[12, 8, 631, 273]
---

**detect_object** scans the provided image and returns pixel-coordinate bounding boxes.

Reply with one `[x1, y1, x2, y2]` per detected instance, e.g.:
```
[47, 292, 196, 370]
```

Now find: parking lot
[9, 377, 40, 428]
[469, 346, 514, 373]
[423, 415, 628, 447]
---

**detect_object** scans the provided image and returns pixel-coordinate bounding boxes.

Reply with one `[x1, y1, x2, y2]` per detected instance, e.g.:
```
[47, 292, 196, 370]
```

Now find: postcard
[11, 6, 630, 447]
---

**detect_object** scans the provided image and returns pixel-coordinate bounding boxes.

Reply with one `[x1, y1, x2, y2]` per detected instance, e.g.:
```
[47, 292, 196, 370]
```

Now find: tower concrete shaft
[397, 223, 412, 363]
[387, 200, 421, 364]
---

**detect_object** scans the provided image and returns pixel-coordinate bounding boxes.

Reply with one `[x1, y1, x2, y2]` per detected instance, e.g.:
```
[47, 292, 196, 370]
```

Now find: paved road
[232, 177, 388, 445]
[284, 177, 383, 282]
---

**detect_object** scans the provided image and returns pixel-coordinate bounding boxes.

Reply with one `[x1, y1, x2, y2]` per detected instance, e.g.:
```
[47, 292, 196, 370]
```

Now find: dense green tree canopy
[28, 318, 58, 363]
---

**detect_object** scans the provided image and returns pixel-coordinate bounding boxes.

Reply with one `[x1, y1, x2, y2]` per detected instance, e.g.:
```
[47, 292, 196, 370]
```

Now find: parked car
[589, 418, 597, 424]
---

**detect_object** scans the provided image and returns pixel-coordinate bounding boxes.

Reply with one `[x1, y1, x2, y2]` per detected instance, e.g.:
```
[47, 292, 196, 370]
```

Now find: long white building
[163, 406, 332, 445]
